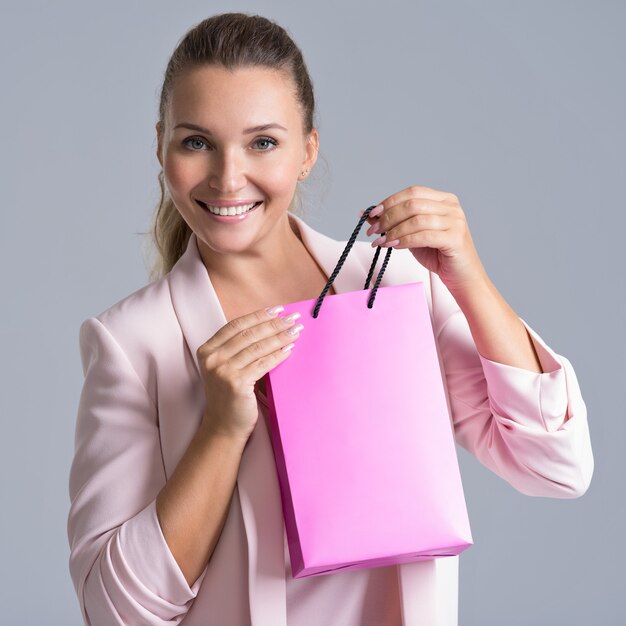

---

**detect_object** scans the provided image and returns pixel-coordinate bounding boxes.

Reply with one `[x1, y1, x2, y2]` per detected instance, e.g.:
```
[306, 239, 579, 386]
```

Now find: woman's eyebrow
[174, 122, 288, 134]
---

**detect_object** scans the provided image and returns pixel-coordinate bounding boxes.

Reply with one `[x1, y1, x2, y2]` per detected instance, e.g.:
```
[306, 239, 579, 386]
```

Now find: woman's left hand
[363, 185, 489, 293]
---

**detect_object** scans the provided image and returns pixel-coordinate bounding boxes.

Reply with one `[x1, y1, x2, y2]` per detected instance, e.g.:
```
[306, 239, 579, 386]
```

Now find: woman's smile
[196, 199, 264, 222]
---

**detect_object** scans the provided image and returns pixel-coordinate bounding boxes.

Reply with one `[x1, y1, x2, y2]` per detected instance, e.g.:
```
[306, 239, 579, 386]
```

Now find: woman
[67, 12, 594, 626]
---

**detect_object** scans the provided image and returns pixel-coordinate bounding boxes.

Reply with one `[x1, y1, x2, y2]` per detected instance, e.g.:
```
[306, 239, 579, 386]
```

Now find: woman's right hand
[196, 306, 303, 442]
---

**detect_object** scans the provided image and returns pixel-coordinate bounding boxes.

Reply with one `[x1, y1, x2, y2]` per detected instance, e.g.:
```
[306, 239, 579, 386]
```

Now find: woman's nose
[208, 149, 247, 191]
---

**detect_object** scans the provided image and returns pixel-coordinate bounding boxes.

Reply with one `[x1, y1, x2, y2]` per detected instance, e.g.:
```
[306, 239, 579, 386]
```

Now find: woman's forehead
[173, 65, 292, 99]
[167, 66, 299, 127]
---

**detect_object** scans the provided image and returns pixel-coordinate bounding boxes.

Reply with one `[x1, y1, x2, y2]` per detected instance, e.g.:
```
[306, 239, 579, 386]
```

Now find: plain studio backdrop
[1, 1, 623, 624]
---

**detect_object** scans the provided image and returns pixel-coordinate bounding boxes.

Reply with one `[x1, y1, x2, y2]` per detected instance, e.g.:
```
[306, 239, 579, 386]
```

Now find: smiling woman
[67, 9, 593, 626]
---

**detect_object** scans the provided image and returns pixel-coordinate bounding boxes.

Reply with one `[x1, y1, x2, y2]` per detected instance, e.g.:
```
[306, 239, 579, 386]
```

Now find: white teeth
[204, 201, 258, 216]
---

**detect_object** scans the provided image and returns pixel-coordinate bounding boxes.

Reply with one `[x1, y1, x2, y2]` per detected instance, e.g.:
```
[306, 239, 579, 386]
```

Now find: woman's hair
[144, 12, 321, 282]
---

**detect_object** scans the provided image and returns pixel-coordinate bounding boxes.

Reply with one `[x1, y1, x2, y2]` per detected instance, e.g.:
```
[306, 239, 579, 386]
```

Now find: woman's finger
[199, 305, 290, 354]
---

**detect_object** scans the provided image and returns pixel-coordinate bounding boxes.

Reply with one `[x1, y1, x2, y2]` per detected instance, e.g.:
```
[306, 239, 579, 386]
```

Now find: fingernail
[282, 311, 301, 324]
[287, 323, 304, 336]
[371, 235, 387, 247]
[366, 222, 381, 236]
[266, 305, 285, 316]
[369, 203, 384, 218]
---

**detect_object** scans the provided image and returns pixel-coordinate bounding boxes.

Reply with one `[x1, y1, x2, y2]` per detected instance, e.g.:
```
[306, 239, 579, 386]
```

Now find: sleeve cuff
[477, 317, 569, 433]
[116, 498, 208, 605]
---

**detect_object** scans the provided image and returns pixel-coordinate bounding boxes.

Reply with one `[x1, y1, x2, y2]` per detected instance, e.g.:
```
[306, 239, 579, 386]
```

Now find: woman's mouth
[196, 200, 263, 222]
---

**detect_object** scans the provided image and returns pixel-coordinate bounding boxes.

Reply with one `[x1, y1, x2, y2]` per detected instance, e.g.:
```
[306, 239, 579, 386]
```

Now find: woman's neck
[197, 213, 305, 287]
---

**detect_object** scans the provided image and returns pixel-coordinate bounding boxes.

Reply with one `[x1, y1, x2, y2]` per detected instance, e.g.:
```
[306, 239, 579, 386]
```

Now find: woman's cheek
[260, 163, 298, 196]
[163, 155, 195, 192]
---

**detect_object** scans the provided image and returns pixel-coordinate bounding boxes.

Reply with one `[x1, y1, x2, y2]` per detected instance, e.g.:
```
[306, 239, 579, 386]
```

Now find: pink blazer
[67, 212, 594, 626]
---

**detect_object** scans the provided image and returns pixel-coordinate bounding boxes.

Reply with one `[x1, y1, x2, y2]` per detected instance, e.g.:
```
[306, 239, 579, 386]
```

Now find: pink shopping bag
[264, 206, 473, 578]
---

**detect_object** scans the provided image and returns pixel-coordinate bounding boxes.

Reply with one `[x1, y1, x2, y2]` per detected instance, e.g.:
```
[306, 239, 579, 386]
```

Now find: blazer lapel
[167, 213, 439, 625]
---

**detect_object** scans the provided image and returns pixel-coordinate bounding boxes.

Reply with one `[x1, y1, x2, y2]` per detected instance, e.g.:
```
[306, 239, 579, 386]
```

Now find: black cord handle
[311, 205, 394, 318]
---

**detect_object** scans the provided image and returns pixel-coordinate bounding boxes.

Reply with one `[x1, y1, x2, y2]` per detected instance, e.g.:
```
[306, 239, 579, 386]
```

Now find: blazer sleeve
[67, 316, 208, 626]
[429, 271, 594, 498]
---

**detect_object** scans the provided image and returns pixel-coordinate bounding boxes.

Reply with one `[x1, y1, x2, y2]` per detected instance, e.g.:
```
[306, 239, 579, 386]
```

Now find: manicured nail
[366, 222, 381, 236]
[282, 311, 301, 324]
[369, 203, 384, 218]
[383, 239, 400, 247]
[371, 235, 387, 247]
[266, 305, 284, 316]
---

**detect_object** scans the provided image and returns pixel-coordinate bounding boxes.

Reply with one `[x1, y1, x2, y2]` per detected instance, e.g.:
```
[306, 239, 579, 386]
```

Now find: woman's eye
[182, 137, 208, 151]
[253, 136, 279, 151]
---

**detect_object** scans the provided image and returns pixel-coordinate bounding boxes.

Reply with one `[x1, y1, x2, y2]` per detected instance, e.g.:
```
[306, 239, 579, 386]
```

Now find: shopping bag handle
[312, 205, 393, 318]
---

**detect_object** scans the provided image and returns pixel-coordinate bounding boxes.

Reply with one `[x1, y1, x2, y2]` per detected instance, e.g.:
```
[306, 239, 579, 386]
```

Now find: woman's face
[156, 64, 318, 259]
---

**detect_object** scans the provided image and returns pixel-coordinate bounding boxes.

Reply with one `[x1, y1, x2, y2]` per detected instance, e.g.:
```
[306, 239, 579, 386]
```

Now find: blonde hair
[142, 12, 325, 282]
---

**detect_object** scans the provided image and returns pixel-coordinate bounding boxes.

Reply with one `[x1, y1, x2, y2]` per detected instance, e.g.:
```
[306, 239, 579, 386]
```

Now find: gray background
[1, 1, 623, 624]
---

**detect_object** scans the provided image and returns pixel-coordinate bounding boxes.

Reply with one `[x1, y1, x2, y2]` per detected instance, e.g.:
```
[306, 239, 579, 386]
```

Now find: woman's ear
[303, 127, 319, 174]
[156, 121, 164, 168]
